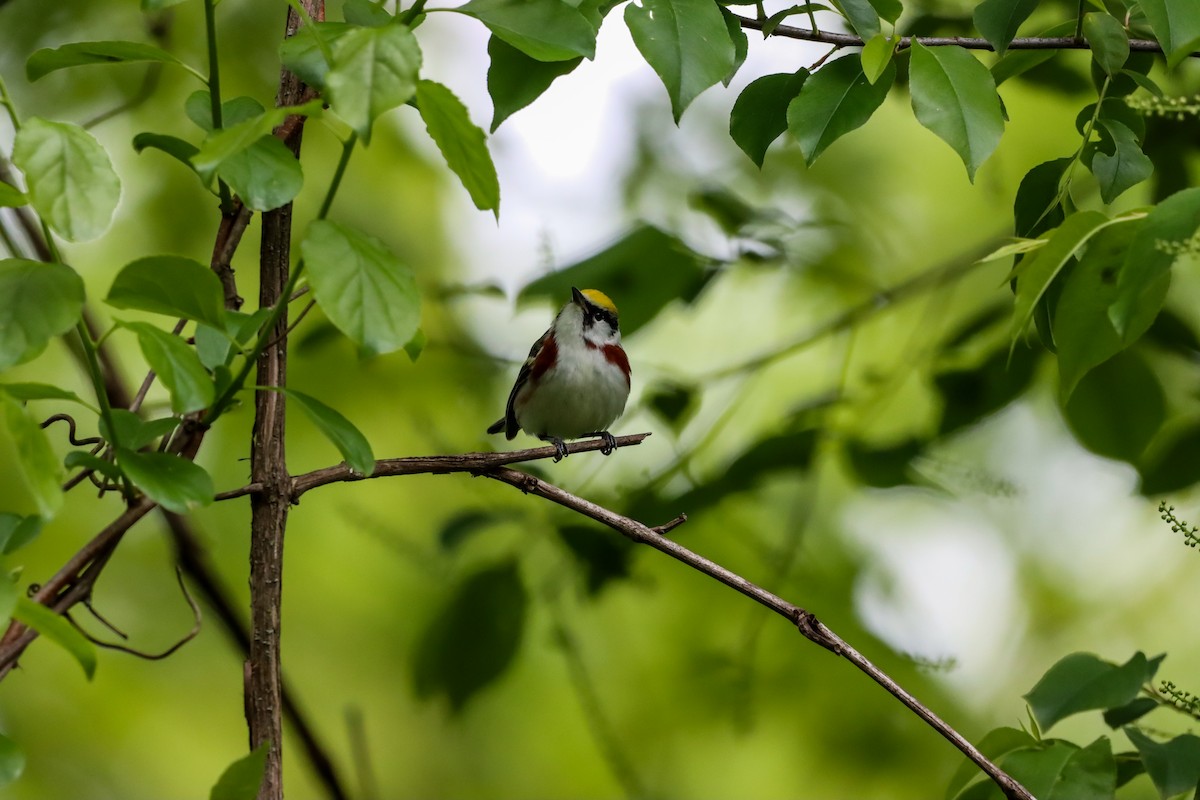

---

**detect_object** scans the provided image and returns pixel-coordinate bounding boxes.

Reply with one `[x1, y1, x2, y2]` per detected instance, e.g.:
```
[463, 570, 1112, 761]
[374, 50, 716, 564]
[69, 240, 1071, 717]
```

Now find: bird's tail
[486, 418, 506, 435]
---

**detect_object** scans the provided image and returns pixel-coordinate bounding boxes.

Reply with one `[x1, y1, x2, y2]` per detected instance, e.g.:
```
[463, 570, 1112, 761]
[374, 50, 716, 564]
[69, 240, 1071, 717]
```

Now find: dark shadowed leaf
[118, 448, 215, 513]
[0, 513, 44, 555]
[519, 225, 712, 336]
[729, 70, 808, 167]
[416, 80, 500, 215]
[12, 118, 121, 242]
[13, 597, 96, 678]
[487, 36, 582, 132]
[278, 22, 355, 89]
[132, 133, 200, 174]
[1014, 157, 1070, 237]
[945, 727, 1038, 800]
[1124, 728, 1200, 799]
[1139, 423, 1200, 494]
[1063, 351, 1163, 462]
[1102, 697, 1157, 728]
[0, 259, 85, 371]
[556, 524, 635, 595]
[787, 55, 894, 165]
[845, 439, 922, 487]
[721, 6, 748, 86]
[936, 343, 1038, 436]
[107, 256, 226, 328]
[413, 561, 527, 712]
[0, 732, 23, 789]
[972, 0, 1040, 56]
[1024, 652, 1162, 732]
[301, 220, 421, 356]
[626, 0, 734, 121]
[1089, 119, 1152, 204]
[209, 743, 269, 800]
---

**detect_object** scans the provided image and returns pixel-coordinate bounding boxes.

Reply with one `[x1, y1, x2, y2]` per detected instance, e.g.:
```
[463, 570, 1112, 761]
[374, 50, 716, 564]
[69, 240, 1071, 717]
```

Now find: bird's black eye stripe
[593, 308, 617, 329]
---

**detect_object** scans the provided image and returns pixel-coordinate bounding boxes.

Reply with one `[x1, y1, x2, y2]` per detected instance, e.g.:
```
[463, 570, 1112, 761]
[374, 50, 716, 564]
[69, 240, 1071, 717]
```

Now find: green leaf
[1, 394, 64, 518]
[122, 322, 215, 415]
[218, 136, 304, 212]
[730, 70, 808, 168]
[0, 382, 91, 410]
[946, 728, 1038, 800]
[12, 118, 121, 242]
[1082, 13, 1129, 75]
[1010, 211, 1111, 343]
[132, 133, 201, 174]
[0, 513, 44, 555]
[142, 0, 192, 9]
[209, 743, 269, 800]
[860, 34, 896, 84]
[325, 23, 422, 141]
[1050, 737, 1117, 800]
[1014, 157, 1070, 238]
[413, 561, 527, 713]
[1102, 697, 1157, 728]
[344, 0, 394, 25]
[185, 92, 267, 133]
[0, 732, 23, 790]
[278, 22, 355, 90]
[275, 388, 375, 476]
[972, 0, 1040, 57]
[101, 409, 181, 451]
[787, 55, 894, 165]
[301, 220, 421, 356]
[556, 524, 634, 595]
[1090, 120, 1152, 204]
[866, 0, 901, 23]
[0, 181, 25, 208]
[487, 36, 582, 132]
[403, 327, 426, 361]
[721, 6, 748, 87]
[626, 0, 735, 122]
[990, 20, 1076, 85]
[13, 597, 96, 679]
[830, 0, 879, 38]
[909, 42, 1005, 182]
[64, 450, 125, 484]
[415, 80, 500, 216]
[1110, 187, 1200, 338]
[1064, 351, 1164, 462]
[107, 256, 226, 327]
[1055, 220, 1166, 399]
[26, 40, 194, 82]
[117, 448, 214, 513]
[1024, 652, 1161, 732]
[1125, 728, 1200, 799]
[190, 101, 322, 178]
[985, 742, 1080, 798]
[457, 0, 596, 62]
[519, 225, 712, 336]
[1138, 0, 1200, 70]
[0, 259, 85, 372]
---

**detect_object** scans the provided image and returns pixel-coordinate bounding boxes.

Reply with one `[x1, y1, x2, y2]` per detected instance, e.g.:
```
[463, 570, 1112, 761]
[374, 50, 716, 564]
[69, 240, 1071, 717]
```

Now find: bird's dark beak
[571, 287, 586, 308]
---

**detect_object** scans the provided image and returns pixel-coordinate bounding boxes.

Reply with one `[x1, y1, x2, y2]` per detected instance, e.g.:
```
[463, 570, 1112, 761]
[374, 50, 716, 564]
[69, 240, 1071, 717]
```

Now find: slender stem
[0, 74, 19, 131]
[318, 132, 357, 220]
[1074, 0, 1085, 39]
[203, 0, 234, 214]
[398, 0, 427, 26]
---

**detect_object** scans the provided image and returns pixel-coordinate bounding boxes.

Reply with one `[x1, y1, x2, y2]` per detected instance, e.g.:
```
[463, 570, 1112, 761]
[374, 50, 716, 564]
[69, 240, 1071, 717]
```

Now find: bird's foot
[541, 436, 569, 462]
[586, 431, 618, 455]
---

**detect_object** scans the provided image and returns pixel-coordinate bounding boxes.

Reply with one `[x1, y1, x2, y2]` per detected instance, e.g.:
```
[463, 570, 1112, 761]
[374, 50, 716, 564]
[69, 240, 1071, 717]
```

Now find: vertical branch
[247, 4, 321, 798]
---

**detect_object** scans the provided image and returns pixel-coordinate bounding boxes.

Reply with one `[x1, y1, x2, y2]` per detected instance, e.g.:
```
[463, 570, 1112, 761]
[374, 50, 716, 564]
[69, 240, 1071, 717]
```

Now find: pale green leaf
[275, 388, 375, 476]
[210, 743, 269, 800]
[122, 322, 215, 415]
[416, 80, 499, 216]
[326, 23, 422, 141]
[26, 40, 196, 82]
[0, 259, 85, 371]
[13, 597, 97, 679]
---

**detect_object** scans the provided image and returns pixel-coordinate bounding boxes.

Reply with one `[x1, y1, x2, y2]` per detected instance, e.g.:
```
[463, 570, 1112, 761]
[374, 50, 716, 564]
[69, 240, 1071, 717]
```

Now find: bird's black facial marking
[584, 304, 618, 332]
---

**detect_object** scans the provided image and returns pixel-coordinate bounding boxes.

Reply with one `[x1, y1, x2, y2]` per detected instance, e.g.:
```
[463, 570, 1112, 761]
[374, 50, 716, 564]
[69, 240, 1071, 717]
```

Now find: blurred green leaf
[0, 260, 85, 372]
[1, 394, 64, 518]
[0, 732, 23, 789]
[0, 574, 13, 629]
[413, 561, 527, 713]
[909, 42, 1004, 182]
[844, 439, 922, 488]
[1063, 351, 1163, 462]
[1010, 211, 1111, 344]
[936, 344, 1038, 437]
[1082, 13, 1129, 75]
[117, 448, 215, 513]
[142, 0, 191, 9]
[972, 0, 1039, 56]
[1089, 120, 1152, 204]
[278, 23, 355, 89]
[184, 93, 267, 132]
[556, 524, 634, 596]
[1124, 728, 1200, 799]
[12, 118, 121, 242]
[1102, 697, 1157, 728]
[416, 80, 500, 216]
[644, 381, 697, 431]
[1050, 737, 1117, 800]
[438, 510, 511, 551]
[787, 55, 894, 165]
[0, 513, 43, 555]
[344, 0, 393, 25]
[275, 388, 375, 476]
[1054, 221, 1165, 400]
[0, 382, 89, 408]
[209, 742, 268, 800]
[123, 322, 215, 415]
[729, 70, 808, 167]
[519, 225, 712, 336]
[990, 22, 1076, 86]
[217, 136, 304, 212]
[626, 0, 734, 121]
[994, 742, 1080, 798]
[301, 220, 421, 357]
[487, 36, 581, 132]
[1139, 423, 1200, 494]
[945, 727, 1038, 800]
[1024, 652, 1162, 732]
[13, 597, 96, 679]
[26, 40, 193, 81]
[0, 181, 25, 207]
[860, 34, 896, 84]
[326, 24, 421, 141]
[1110, 188, 1200, 339]
[107, 256, 226, 328]
[458, 0, 595, 62]
[190, 101, 322, 177]
[1138, 0, 1200, 69]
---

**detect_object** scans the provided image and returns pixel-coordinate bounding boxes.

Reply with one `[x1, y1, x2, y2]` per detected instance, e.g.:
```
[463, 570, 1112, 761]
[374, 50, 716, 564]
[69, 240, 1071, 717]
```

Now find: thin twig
[71, 567, 202, 660]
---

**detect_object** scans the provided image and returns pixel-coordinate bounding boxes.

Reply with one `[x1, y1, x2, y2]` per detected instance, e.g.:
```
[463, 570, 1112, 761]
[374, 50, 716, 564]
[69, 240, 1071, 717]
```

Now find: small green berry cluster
[1127, 93, 1200, 121]
[1159, 502, 1200, 549]
[1160, 680, 1200, 721]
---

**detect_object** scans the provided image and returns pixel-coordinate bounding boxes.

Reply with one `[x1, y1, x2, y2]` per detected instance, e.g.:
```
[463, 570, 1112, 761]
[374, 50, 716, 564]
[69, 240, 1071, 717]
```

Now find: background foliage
[1, 0, 1200, 797]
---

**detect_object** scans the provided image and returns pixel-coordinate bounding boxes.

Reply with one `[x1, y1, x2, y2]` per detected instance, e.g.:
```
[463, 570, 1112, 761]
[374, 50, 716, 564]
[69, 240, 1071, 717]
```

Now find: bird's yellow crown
[580, 289, 618, 315]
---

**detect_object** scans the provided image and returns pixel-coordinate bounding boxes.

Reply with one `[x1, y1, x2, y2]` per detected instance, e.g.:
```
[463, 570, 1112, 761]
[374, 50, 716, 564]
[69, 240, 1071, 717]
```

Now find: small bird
[488, 287, 631, 461]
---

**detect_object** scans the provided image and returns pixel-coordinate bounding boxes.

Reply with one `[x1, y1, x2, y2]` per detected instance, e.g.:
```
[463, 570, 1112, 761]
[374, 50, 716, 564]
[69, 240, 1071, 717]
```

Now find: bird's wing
[501, 327, 552, 439]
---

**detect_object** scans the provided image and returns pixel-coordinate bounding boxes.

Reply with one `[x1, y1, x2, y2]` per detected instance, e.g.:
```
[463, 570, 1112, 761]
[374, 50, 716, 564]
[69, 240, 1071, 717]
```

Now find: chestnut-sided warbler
[488, 287, 631, 460]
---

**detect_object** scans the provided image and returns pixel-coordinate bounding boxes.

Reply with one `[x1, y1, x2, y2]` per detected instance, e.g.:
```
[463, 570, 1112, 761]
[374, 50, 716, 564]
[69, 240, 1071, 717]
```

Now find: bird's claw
[592, 431, 618, 455]
[549, 437, 568, 462]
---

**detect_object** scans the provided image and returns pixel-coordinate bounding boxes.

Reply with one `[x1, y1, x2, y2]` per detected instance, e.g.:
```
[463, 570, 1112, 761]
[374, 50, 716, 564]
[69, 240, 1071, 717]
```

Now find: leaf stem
[203, 0, 234, 214]
[0, 75, 19, 132]
[318, 132, 357, 220]
[399, 0, 427, 26]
